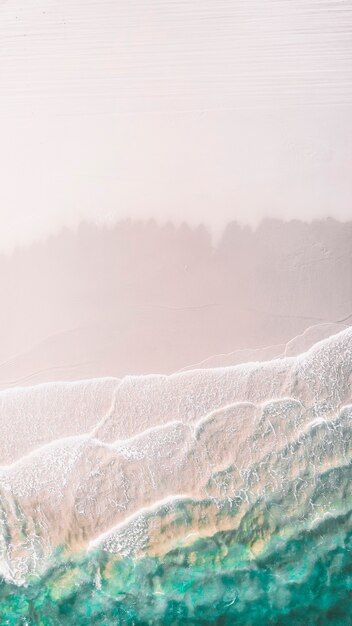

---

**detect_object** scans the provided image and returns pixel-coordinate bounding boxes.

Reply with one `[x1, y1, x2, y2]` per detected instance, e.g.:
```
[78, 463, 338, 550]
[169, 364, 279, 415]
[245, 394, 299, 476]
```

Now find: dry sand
[0, 219, 350, 388]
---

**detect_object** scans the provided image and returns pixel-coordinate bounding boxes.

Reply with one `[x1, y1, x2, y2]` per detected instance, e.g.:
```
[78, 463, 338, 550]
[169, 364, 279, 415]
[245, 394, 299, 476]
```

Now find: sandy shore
[0, 327, 350, 584]
[0, 219, 350, 388]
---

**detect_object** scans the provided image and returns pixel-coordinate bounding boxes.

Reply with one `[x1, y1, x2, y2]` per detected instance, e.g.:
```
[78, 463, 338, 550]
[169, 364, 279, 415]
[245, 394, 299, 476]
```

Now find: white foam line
[88, 494, 195, 550]
[4, 397, 349, 476]
[0, 431, 147, 473]
[282, 322, 349, 358]
[0, 421, 188, 472]
[168, 324, 349, 379]
[0, 434, 91, 472]
[173, 322, 349, 374]
[172, 342, 287, 374]
[0, 327, 350, 468]
[112, 420, 188, 446]
[0, 326, 350, 396]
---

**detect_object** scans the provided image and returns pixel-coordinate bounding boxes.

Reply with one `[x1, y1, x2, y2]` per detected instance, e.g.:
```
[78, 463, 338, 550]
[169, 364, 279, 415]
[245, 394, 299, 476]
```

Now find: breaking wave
[0, 328, 351, 623]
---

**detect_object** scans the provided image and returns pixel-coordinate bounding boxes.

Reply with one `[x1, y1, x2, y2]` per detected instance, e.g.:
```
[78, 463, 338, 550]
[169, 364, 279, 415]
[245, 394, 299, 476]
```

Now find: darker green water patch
[0, 511, 351, 625]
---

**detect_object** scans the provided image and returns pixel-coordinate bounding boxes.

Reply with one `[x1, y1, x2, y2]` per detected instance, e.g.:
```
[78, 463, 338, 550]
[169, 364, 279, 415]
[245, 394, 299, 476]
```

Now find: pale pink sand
[0, 219, 350, 388]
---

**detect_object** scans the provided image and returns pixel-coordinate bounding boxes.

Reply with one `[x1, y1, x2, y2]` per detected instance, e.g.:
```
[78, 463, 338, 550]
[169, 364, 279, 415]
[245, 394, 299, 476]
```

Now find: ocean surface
[0, 328, 351, 624]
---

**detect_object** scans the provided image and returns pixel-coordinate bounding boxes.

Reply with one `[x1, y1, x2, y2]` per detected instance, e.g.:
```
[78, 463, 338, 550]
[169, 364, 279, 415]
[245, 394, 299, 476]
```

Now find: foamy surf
[0, 327, 350, 590]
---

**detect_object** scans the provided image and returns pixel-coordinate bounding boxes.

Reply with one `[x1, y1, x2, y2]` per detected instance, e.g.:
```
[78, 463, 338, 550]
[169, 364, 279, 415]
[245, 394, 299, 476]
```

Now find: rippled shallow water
[0, 329, 351, 624]
[1, 501, 351, 625]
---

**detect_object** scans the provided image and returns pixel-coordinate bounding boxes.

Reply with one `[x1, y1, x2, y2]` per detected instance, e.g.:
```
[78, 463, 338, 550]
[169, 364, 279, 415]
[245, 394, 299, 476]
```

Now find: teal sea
[1, 490, 351, 625]
[0, 329, 351, 625]
[1, 515, 351, 625]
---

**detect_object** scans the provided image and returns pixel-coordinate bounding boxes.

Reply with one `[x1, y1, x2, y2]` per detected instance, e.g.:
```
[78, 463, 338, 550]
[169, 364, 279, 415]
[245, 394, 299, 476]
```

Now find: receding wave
[0, 328, 351, 623]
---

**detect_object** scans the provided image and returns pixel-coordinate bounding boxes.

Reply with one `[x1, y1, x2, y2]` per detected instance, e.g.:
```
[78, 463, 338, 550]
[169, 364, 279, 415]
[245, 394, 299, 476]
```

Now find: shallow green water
[1, 506, 351, 626]
[1, 446, 351, 624]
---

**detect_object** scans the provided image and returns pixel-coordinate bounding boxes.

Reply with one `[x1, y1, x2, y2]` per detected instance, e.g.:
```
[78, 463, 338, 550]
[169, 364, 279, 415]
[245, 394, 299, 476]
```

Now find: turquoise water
[1, 503, 351, 625]
[0, 334, 351, 625]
